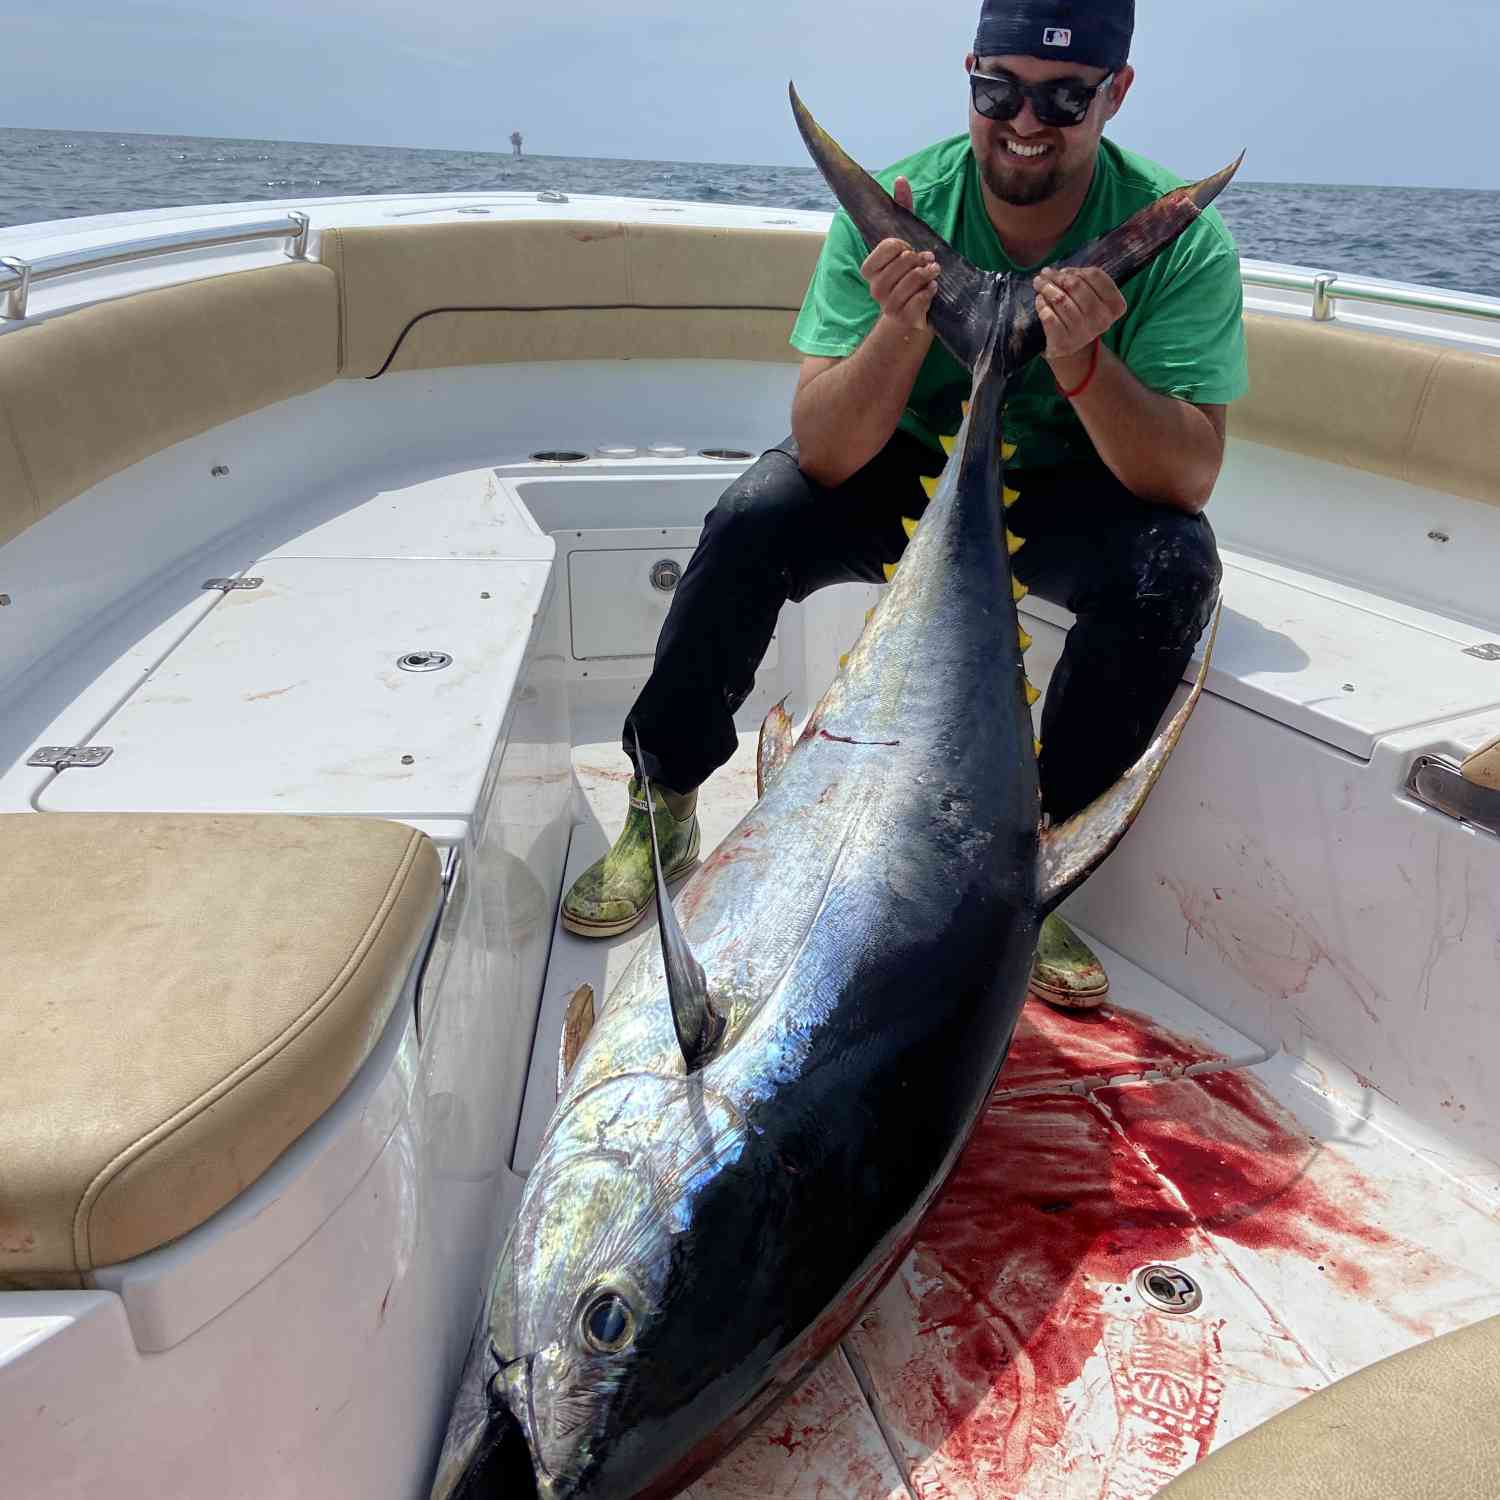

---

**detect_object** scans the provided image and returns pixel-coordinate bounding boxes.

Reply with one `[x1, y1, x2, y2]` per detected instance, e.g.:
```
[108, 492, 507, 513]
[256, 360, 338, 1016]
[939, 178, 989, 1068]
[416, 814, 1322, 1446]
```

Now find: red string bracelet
[1058, 339, 1101, 401]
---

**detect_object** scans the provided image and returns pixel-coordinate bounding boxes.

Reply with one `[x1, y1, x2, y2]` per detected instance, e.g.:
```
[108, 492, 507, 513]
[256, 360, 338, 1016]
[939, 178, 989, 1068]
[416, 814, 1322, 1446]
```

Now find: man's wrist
[1046, 344, 1097, 392]
[873, 313, 936, 354]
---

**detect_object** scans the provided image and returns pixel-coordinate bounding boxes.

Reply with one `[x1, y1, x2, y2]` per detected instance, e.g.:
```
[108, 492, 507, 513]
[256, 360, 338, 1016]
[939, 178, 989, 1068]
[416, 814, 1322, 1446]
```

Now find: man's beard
[981, 151, 1066, 208]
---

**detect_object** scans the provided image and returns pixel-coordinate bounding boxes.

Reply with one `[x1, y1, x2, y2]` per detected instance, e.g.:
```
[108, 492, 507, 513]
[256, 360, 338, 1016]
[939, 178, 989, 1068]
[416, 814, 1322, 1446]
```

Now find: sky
[1, 0, 1497, 189]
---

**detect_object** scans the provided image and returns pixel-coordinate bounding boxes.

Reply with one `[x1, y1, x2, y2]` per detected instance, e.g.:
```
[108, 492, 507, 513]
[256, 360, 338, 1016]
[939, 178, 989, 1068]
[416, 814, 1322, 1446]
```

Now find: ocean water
[3, 125, 1499, 298]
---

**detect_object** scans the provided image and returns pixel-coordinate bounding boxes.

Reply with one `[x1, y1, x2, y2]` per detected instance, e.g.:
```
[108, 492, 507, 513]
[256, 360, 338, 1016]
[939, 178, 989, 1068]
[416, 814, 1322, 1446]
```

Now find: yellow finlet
[901, 516, 919, 541]
[962, 401, 970, 417]
[939, 433, 956, 456]
[1026, 681, 1041, 707]
[865, 607, 876, 625]
[920, 475, 939, 500]
[1002, 441, 1017, 461]
[1034, 738, 1043, 758]
[883, 562, 898, 583]
[1006, 530, 1024, 556]
[1019, 629, 1033, 652]
[1003, 486, 1020, 508]
[839, 654, 849, 671]
[1013, 578, 1028, 602]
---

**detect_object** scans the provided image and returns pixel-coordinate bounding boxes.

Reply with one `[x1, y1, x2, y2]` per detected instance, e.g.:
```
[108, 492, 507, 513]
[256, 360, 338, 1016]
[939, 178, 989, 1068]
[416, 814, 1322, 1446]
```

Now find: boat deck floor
[517, 723, 1500, 1500]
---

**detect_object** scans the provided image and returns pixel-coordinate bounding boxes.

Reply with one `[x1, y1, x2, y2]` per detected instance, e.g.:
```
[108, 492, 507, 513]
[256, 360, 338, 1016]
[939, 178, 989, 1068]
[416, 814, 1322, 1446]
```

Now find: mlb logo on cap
[1042, 25, 1072, 45]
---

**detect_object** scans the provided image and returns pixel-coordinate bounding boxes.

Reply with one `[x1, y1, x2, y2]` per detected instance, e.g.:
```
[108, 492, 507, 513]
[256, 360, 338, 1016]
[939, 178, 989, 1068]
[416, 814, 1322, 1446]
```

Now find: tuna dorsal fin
[757, 696, 796, 799]
[1038, 606, 1221, 914]
[556, 983, 596, 1097]
[630, 723, 725, 1072]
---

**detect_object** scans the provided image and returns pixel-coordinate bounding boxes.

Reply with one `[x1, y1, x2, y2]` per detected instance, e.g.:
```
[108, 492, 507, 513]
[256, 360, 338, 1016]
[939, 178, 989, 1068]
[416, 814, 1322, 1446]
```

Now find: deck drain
[530, 450, 589, 463]
[1134, 1264, 1203, 1314]
[399, 651, 453, 673]
[698, 448, 754, 461]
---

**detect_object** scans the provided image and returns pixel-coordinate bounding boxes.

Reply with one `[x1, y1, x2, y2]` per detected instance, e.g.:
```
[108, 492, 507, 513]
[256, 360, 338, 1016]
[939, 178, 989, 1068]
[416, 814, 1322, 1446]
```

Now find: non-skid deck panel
[38, 557, 552, 819]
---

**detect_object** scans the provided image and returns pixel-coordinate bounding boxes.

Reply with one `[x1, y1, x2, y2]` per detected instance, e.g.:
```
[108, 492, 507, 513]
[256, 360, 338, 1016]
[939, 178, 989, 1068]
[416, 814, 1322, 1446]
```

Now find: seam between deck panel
[839, 1340, 922, 1500]
[1088, 1076, 1334, 1385]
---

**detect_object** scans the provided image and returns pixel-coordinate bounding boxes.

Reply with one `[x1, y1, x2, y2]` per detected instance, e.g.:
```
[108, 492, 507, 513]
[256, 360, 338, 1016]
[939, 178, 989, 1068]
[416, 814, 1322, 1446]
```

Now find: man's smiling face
[967, 52, 1134, 208]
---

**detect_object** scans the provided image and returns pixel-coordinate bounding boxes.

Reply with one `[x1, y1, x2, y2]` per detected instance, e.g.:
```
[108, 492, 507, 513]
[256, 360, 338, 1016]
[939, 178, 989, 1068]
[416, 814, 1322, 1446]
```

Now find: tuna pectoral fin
[757, 696, 796, 799]
[557, 983, 596, 1096]
[790, 82, 1001, 374]
[1037, 607, 1221, 915]
[630, 722, 725, 1072]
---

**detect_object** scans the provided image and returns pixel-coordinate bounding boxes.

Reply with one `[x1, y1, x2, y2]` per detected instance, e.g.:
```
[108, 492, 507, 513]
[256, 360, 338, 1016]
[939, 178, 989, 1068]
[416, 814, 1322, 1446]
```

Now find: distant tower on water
[510, 131, 523, 158]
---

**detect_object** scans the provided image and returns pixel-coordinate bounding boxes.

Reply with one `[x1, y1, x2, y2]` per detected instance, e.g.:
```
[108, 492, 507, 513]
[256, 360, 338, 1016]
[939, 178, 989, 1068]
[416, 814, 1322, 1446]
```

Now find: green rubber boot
[1030, 913, 1111, 1010]
[561, 780, 700, 939]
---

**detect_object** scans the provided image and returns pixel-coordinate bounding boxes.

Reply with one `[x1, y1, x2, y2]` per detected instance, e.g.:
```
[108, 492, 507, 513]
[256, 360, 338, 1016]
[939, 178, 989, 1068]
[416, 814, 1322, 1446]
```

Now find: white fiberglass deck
[515, 728, 1500, 1500]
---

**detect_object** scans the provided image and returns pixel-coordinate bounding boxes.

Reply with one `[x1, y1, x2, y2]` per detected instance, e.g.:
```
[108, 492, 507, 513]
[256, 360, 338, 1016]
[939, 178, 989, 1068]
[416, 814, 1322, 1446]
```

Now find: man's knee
[700, 447, 813, 557]
[1124, 512, 1221, 644]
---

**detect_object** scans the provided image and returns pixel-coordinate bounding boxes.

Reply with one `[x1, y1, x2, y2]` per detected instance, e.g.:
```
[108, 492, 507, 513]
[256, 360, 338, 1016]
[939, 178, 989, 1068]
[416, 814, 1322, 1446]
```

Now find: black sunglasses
[969, 67, 1115, 128]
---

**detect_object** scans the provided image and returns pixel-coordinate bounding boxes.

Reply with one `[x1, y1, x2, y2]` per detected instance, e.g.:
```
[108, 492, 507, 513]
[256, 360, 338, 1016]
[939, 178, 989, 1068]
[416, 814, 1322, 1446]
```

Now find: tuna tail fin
[790, 81, 1002, 373]
[1037, 605, 1222, 915]
[790, 83, 1243, 377]
[630, 722, 725, 1072]
[1005, 153, 1246, 368]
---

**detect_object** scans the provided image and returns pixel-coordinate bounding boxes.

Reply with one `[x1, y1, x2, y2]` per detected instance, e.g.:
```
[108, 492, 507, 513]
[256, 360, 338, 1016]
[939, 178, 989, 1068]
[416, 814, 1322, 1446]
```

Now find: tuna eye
[581, 1291, 635, 1353]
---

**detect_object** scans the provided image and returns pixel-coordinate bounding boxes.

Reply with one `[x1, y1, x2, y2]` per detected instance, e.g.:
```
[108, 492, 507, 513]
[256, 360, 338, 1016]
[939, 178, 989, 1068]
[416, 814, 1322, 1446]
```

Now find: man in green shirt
[563, 0, 1247, 1008]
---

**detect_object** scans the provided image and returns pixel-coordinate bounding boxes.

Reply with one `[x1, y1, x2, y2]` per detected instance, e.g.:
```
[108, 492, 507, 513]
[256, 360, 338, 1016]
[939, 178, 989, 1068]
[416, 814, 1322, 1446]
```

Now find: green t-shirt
[789, 134, 1249, 469]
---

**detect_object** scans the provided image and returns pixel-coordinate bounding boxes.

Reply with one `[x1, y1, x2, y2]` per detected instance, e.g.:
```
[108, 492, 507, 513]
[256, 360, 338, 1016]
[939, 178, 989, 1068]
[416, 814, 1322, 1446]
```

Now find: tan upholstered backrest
[1233, 313, 1500, 507]
[0, 263, 339, 548]
[319, 220, 823, 378]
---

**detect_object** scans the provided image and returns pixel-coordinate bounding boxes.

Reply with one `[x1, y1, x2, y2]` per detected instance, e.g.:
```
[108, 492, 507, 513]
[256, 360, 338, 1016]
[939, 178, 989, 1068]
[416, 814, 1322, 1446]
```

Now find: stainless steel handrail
[0, 211, 309, 320]
[1242, 266, 1500, 326]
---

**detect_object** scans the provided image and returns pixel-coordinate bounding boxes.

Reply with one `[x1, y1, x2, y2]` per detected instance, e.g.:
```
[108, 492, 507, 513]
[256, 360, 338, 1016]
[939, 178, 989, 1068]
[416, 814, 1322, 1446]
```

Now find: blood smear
[998, 996, 1226, 1093]
[845, 1024, 1427, 1498]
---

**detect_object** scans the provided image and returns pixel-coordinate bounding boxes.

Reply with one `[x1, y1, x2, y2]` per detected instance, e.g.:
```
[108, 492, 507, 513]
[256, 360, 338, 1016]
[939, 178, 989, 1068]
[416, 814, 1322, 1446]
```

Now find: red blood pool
[1103, 1072, 1414, 1300]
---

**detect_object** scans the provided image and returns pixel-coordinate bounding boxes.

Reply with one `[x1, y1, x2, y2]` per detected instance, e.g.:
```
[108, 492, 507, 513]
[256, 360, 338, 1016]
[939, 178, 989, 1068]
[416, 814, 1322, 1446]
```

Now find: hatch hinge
[202, 576, 264, 592]
[27, 745, 114, 770]
[1406, 755, 1500, 839]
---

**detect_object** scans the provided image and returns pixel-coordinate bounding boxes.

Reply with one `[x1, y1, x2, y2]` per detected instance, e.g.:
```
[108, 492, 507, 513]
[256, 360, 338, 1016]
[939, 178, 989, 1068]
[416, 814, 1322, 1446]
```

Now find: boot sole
[1029, 973, 1112, 1012]
[560, 847, 701, 940]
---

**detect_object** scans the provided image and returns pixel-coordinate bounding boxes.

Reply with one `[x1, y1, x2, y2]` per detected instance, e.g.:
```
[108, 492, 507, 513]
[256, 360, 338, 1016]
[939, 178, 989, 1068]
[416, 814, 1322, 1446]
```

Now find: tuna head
[437, 1072, 789, 1500]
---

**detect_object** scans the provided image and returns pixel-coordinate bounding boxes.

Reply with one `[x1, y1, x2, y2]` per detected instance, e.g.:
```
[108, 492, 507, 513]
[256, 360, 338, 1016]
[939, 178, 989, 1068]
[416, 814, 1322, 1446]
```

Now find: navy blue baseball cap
[974, 0, 1135, 71]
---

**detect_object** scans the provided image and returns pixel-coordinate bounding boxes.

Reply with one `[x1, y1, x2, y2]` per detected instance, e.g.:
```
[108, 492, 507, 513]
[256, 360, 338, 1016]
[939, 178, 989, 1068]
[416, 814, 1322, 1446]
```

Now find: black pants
[625, 432, 1221, 824]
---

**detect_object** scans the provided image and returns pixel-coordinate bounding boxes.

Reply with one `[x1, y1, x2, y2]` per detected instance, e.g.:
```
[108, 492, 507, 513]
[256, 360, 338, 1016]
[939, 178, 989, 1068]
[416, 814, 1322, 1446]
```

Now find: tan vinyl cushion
[1463, 735, 1500, 791]
[0, 813, 440, 1286]
[0, 263, 338, 547]
[321, 219, 822, 377]
[1233, 314, 1500, 508]
[1153, 1314, 1500, 1499]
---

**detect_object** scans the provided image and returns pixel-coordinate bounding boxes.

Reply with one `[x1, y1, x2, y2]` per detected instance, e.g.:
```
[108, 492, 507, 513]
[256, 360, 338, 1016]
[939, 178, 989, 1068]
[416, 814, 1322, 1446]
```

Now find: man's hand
[1034, 267, 1127, 381]
[860, 177, 941, 333]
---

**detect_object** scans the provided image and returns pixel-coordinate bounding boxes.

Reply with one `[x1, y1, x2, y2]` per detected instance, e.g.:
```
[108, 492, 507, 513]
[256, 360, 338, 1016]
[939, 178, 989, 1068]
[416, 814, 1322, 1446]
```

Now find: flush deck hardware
[203, 577, 264, 592]
[1407, 755, 1500, 838]
[1463, 643, 1500, 662]
[1134, 1264, 1203, 1314]
[27, 746, 114, 770]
